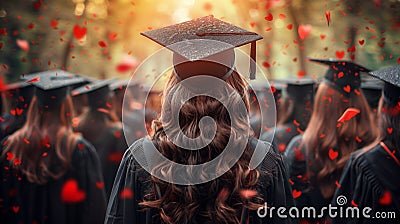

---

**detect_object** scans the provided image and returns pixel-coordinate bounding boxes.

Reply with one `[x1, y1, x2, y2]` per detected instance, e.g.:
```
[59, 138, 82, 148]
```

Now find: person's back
[0, 137, 106, 224]
[331, 65, 400, 224]
[73, 79, 128, 198]
[0, 72, 107, 224]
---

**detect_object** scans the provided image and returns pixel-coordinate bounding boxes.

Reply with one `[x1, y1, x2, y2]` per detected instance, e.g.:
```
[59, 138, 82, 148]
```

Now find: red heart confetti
[12, 206, 20, 213]
[120, 188, 134, 199]
[358, 39, 365, 45]
[286, 24, 293, 30]
[0, 28, 7, 36]
[336, 50, 345, 59]
[73, 25, 87, 40]
[338, 72, 344, 78]
[292, 189, 302, 198]
[16, 39, 29, 52]
[320, 34, 326, 40]
[342, 85, 351, 93]
[262, 61, 270, 68]
[6, 152, 14, 161]
[61, 179, 86, 203]
[279, 13, 286, 19]
[278, 144, 286, 153]
[98, 41, 107, 48]
[298, 24, 312, 40]
[264, 13, 273, 21]
[379, 191, 392, 205]
[347, 46, 356, 53]
[328, 148, 339, 160]
[325, 11, 331, 26]
[387, 127, 393, 134]
[50, 20, 58, 29]
[96, 181, 104, 189]
[14, 158, 21, 165]
[77, 143, 85, 150]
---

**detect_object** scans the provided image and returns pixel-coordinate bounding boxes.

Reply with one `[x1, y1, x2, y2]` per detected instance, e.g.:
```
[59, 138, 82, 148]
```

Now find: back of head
[2, 95, 79, 184]
[302, 82, 378, 198]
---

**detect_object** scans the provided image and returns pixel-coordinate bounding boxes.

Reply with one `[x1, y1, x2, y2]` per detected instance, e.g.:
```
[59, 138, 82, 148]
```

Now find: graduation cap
[278, 78, 316, 102]
[72, 79, 115, 108]
[369, 65, 400, 105]
[309, 58, 371, 96]
[141, 15, 263, 80]
[361, 78, 384, 109]
[22, 70, 86, 109]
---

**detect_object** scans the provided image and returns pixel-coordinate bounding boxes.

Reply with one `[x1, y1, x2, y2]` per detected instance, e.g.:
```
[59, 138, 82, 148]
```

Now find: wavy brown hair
[2, 96, 80, 185]
[301, 82, 378, 198]
[140, 71, 262, 224]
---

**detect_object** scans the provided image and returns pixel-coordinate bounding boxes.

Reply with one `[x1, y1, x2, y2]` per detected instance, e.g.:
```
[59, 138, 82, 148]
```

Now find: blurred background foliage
[0, 0, 399, 86]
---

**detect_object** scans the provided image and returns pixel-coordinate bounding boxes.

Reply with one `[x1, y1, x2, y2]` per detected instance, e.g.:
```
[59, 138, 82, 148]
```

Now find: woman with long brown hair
[261, 78, 315, 154]
[285, 59, 378, 220]
[73, 79, 128, 198]
[0, 72, 106, 224]
[105, 16, 294, 224]
[331, 65, 400, 224]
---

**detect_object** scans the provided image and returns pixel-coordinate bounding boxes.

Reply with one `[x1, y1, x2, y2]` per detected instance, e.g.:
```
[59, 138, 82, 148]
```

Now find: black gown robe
[0, 137, 107, 224]
[330, 143, 400, 224]
[105, 138, 295, 224]
[83, 125, 129, 199]
[284, 135, 332, 221]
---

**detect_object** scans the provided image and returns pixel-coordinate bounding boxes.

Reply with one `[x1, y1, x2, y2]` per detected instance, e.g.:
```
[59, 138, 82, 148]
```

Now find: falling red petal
[337, 108, 360, 123]
[325, 11, 331, 26]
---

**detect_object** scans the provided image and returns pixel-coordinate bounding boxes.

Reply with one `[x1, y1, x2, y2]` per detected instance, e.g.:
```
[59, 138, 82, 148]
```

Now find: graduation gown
[330, 143, 400, 224]
[261, 123, 299, 154]
[81, 125, 128, 199]
[284, 135, 332, 218]
[0, 137, 107, 224]
[105, 137, 295, 224]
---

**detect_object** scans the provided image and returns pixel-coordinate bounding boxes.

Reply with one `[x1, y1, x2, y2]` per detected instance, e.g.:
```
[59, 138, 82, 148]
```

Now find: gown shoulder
[331, 144, 400, 223]
[0, 136, 107, 224]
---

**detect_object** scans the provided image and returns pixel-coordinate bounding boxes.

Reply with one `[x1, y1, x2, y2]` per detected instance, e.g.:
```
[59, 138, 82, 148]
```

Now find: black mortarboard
[278, 78, 316, 102]
[72, 79, 115, 108]
[141, 15, 262, 80]
[369, 65, 400, 105]
[309, 58, 371, 96]
[361, 78, 384, 109]
[21, 70, 86, 108]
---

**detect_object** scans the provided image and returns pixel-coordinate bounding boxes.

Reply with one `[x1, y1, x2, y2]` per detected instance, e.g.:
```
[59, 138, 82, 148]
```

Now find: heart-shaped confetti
[73, 25, 87, 40]
[61, 179, 86, 203]
[298, 24, 312, 40]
